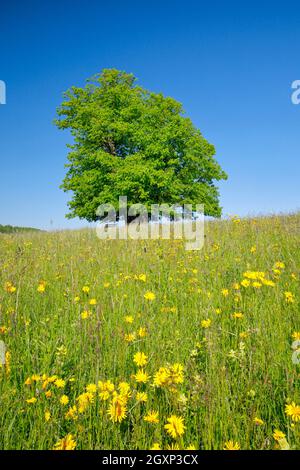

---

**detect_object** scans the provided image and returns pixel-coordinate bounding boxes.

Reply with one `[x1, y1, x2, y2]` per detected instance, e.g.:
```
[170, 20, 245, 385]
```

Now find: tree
[55, 69, 227, 221]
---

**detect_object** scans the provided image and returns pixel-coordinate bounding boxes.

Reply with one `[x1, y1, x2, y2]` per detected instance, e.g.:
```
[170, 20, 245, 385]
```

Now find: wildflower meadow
[0, 213, 299, 450]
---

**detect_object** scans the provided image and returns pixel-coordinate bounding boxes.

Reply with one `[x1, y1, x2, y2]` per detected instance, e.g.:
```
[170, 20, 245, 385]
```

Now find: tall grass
[0, 213, 299, 449]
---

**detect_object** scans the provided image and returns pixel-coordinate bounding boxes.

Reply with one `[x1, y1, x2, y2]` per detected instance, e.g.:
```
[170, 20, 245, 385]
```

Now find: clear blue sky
[0, 0, 299, 230]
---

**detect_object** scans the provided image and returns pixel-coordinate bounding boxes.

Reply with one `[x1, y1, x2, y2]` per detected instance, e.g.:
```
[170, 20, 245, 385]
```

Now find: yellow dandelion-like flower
[221, 289, 229, 297]
[124, 315, 134, 324]
[26, 397, 37, 404]
[54, 378, 66, 388]
[53, 434, 76, 450]
[201, 319, 211, 328]
[144, 291, 156, 301]
[76, 392, 94, 413]
[164, 415, 185, 439]
[81, 310, 91, 320]
[150, 443, 161, 450]
[273, 429, 286, 441]
[136, 391, 148, 402]
[107, 396, 127, 423]
[292, 331, 300, 341]
[284, 292, 295, 304]
[232, 312, 244, 319]
[241, 279, 250, 288]
[89, 298, 97, 305]
[4, 282, 17, 294]
[133, 351, 148, 367]
[37, 281, 46, 293]
[82, 285, 90, 294]
[86, 383, 97, 394]
[144, 411, 159, 424]
[124, 332, 136, 342]
[138, 327, 147, 338]
[65, 405, 78, 421]
[45, 411, 51, 422]
[134, 369, 150, 383]
[253, 417, 264, 426]
[98, 380, 115, 400]
[223, 440, 240, 450]
[285, 402, 300, 422]
[252, 281, 262, 288]
[60, 395, 69, 406]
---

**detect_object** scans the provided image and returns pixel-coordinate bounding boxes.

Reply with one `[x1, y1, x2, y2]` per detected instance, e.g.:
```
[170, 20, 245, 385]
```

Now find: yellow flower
[4, 281, 17, 293]
[151, 443, 161, 450]
[134, 369, 150, 383]
[45, 390, 52, 398]
[86, 383, 97, 394]
[232, 312, 244, 319]
[118, 382, 131, 400]
[60, 395, 69, 405]
[136, 391, 148, 402]
[223, 440, 240, 450]
[89, 298, 97, 305]
[241, 279, 250, 288]
[285, 402, 300, 422]
[292, 331, 300, 341]
[274, 261, 285, 270]
[53, 434, 76, 450]
[144, 411, 159, 424]
[98, 380, 115, 400]
[65, 405, 78, 421]
[124, 315, 134, 324]
[144, 291, 156, 301]
[107, 396, 127, 423]
[133, 352, 148, 367]
[284, 291, 295, 304]
[124, 332, 136, 342]
[26, 397, 37, 404]
[138, 327, 147, 337]
[186, 445, 197, 450]
[253, 417, 264, 426]
[221, 289, 229, 297]
[76, 392, 94, 413]
[153, 363, 184, 390]
[82, 285, 90, 294]
[252, 281, 262, 288]
[273, 429, 286, 441]
[37, 281, 46, 293]
[45, 411, 51, 422]
[139, 274, 147, 282]
[54, 378, 66, 388]
[201, 319, 211, 328]
[81, 310, 91, 319]
[164, 415, 185, 439]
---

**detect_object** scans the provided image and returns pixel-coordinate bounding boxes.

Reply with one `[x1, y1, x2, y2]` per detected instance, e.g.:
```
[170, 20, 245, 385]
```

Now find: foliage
[55, 69, 227, 221]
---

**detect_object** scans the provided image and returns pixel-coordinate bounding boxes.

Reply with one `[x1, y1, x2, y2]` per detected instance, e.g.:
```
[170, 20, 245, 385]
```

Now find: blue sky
[0, 0, 299, 230]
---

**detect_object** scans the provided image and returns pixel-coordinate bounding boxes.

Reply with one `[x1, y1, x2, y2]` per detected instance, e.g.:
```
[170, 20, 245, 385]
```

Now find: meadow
[0, 213, 299, 450]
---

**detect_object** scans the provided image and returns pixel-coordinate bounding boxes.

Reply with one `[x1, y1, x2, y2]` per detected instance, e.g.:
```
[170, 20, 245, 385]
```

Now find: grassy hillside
[0, 224, 41, 234]
[0, 213, 299, 450]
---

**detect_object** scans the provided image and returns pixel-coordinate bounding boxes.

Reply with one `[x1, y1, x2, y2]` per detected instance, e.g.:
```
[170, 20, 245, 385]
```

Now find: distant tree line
[0, 225, 41, 234]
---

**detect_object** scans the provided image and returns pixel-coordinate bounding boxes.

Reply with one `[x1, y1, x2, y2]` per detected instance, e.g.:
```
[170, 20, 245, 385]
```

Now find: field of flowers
[0, 213, 299, 450]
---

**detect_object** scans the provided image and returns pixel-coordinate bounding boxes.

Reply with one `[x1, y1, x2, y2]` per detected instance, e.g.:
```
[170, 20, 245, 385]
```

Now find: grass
[0, 213, 299, 450]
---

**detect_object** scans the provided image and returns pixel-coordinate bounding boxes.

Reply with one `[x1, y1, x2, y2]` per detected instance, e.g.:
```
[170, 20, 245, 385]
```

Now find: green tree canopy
[55, 69, 227, 221]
